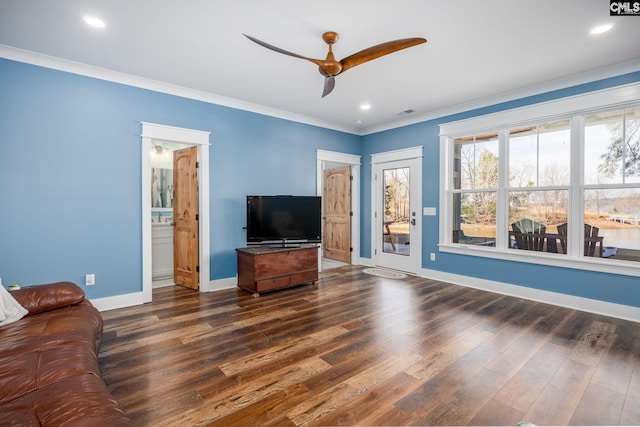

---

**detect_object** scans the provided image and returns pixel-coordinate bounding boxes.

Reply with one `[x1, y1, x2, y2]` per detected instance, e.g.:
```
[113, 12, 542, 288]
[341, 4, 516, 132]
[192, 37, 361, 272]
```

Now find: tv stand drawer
[255, 276, 291, 292]
[289, 270, 318, 285]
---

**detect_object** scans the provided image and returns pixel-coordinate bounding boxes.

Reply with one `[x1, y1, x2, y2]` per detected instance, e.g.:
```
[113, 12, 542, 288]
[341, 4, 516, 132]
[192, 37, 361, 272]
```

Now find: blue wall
[0, 58, 360, 298]
[361, 71, 640, 308]
[1, 56, 638, 308]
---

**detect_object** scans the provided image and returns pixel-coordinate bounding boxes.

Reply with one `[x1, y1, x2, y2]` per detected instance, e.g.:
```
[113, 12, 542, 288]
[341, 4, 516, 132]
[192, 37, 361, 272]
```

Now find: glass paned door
[374, 157, 421, 274]
[383, 167, 410, 255]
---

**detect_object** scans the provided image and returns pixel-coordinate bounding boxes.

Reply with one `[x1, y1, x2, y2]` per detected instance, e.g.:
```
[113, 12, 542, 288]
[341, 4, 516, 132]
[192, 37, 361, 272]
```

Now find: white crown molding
[0, 44, 358, 135]
[2, 44, 639, 138]
[361, 58, 640, 135]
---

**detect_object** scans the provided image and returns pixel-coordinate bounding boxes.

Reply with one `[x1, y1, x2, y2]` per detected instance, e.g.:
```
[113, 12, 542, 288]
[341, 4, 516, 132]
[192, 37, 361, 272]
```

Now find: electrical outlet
[430, 252, 436, 261]
[85, 274, 95, 286]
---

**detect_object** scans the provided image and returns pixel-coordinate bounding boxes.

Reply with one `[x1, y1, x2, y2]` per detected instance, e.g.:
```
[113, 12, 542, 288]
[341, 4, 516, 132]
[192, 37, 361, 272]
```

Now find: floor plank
[99, 265, 640, 426]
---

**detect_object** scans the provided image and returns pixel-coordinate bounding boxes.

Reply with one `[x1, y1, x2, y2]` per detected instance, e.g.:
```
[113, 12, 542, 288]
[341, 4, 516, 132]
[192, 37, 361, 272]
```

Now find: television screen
[246, 195, 321, 245]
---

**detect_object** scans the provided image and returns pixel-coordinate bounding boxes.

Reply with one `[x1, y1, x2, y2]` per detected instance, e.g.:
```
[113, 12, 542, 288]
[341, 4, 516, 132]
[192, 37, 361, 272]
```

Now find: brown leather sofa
[0, 282, 133, 426]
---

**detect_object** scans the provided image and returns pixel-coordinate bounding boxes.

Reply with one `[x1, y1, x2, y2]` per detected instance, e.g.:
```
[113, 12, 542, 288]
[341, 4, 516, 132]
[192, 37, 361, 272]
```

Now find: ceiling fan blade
[243, 34, 324, 67]
[340, 37, 426, 73]
[322, 76, 335, 98]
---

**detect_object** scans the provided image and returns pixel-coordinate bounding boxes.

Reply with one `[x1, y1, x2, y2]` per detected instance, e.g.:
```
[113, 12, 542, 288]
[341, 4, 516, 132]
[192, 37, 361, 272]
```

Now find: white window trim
[439, 82, 640, 277]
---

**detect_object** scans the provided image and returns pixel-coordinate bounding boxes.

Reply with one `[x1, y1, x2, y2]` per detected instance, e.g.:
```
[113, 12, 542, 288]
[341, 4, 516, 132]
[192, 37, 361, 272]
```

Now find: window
[508, 120, 570, 254]
[452, 132, 498, 246]
[440, 84, 640, 276]
[584, 108, 640, 262]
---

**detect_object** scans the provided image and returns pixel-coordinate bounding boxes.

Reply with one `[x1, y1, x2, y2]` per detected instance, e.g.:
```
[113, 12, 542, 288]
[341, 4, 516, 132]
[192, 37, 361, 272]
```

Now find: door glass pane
[383, 167, 410, 255]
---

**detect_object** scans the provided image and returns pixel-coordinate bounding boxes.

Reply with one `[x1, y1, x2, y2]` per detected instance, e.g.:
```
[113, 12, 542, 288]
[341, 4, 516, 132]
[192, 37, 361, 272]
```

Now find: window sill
[438, 244, 640, 278]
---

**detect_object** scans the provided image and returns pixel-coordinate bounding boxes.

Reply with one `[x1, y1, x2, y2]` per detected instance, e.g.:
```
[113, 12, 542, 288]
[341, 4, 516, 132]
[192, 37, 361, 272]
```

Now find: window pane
[585, 188, 640, 262]
[509, 120, 570, 187]
[508, 190, 568, 253]
[454, 132, 499, 190]
[539, 120, 571, 186]
[585, 111, 624, 184]
[625, 108, 640, 184]
[452, 192, 496, 246]
[509, 126, 537, 187]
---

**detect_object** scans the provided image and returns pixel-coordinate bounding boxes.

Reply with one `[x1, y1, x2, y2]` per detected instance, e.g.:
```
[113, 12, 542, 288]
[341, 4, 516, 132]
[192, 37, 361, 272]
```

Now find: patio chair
[557, 223, 604, 257]
[511, 219, 546, 251]
[453, 229, 496, 246]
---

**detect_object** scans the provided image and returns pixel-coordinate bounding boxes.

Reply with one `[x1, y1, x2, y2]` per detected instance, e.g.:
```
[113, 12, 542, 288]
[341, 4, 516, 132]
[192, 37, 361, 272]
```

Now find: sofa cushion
[0, 302, 104, 405]
[12, 282, 85, 315]
[0, 374, 134, 427]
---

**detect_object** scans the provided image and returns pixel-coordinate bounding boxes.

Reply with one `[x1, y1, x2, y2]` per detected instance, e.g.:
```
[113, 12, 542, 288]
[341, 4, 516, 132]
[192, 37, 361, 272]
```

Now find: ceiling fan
[243, 31, 427, 97]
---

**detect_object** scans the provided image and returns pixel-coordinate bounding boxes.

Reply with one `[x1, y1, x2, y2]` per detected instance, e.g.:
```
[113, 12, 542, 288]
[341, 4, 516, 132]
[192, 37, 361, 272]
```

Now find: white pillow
[0, 285, 28, 326]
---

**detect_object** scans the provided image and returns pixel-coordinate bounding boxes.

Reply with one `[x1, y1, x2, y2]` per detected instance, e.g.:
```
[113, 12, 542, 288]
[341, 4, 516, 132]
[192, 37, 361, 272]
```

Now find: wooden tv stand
[236, 245, 318, 297]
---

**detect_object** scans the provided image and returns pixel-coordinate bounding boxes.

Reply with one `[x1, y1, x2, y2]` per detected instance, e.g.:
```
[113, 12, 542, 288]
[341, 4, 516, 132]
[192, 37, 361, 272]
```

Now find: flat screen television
[246, 195, 321, 246]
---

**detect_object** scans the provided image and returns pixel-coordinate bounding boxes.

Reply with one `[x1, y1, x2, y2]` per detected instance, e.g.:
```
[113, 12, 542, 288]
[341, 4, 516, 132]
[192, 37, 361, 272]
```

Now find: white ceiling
[1, 0, 639, 135]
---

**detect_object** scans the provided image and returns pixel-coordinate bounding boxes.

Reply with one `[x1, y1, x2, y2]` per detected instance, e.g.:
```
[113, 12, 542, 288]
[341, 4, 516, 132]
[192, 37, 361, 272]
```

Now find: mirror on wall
[152, 167, 173, 224]
[150, 143, 177, 224]
[152, 168, 173, 208]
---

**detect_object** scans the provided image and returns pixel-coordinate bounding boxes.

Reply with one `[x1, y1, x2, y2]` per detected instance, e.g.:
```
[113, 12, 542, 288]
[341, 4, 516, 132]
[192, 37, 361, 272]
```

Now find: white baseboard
[419, 267, 640, 323]
[357, 257, 374, 267]
[92, 267, 639, 323]
[90, 292, 145, 312]
[90, 277, 237, 312]
[202, 276, 237, 292]
[152, 281, 175, 289]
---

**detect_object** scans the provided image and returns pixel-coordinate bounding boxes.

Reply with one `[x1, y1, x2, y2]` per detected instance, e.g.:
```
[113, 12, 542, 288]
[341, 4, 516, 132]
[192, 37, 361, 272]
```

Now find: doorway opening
[316, 150, 361, 271]
[150, 141, 191, 288]
[141, 122, 211, 302]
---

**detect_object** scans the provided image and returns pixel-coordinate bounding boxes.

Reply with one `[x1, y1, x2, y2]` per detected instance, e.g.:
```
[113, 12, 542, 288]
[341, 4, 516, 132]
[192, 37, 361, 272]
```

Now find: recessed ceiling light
[590, 23, 613, 35]
[360, 104, 371, 111]
[83, 15, 106, 29]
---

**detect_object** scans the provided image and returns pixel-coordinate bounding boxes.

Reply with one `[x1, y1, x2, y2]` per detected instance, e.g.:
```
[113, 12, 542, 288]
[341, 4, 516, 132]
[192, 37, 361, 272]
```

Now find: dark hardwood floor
[99, 265, 640, 426]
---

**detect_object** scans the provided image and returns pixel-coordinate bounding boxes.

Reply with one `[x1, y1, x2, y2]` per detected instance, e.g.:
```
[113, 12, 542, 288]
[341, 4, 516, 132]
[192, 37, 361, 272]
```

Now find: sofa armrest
[11, 282, 86, 315]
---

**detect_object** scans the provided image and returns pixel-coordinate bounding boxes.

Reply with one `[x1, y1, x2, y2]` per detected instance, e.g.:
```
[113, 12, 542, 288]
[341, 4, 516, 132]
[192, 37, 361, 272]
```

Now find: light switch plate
[423, 207, 437, 216]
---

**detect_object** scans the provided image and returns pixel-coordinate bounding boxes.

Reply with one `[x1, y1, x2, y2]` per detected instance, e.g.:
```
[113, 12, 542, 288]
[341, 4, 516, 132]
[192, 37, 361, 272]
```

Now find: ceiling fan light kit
[244, 31, 426, 97]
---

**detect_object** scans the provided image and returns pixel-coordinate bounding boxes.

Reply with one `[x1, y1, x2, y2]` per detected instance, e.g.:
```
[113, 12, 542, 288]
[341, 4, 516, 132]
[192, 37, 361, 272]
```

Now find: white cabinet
[152, 224, 173, 286]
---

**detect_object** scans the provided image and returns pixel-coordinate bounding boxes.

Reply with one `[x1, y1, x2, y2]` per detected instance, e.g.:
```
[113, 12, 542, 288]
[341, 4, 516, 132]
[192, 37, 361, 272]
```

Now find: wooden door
[323, 165, 351, 263]
[173, 146, 199, 290]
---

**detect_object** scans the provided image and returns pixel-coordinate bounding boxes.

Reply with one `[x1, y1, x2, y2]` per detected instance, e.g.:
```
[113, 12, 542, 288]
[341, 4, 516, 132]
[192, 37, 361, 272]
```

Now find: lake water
[599, 228, 640, 250]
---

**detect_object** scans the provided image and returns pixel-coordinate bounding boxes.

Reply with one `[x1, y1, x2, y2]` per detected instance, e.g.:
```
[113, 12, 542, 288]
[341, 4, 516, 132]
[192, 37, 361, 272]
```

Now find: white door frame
[317, 149, 361, 268]
[371, 146, 423, 274]
[141, 122, 211, 302]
